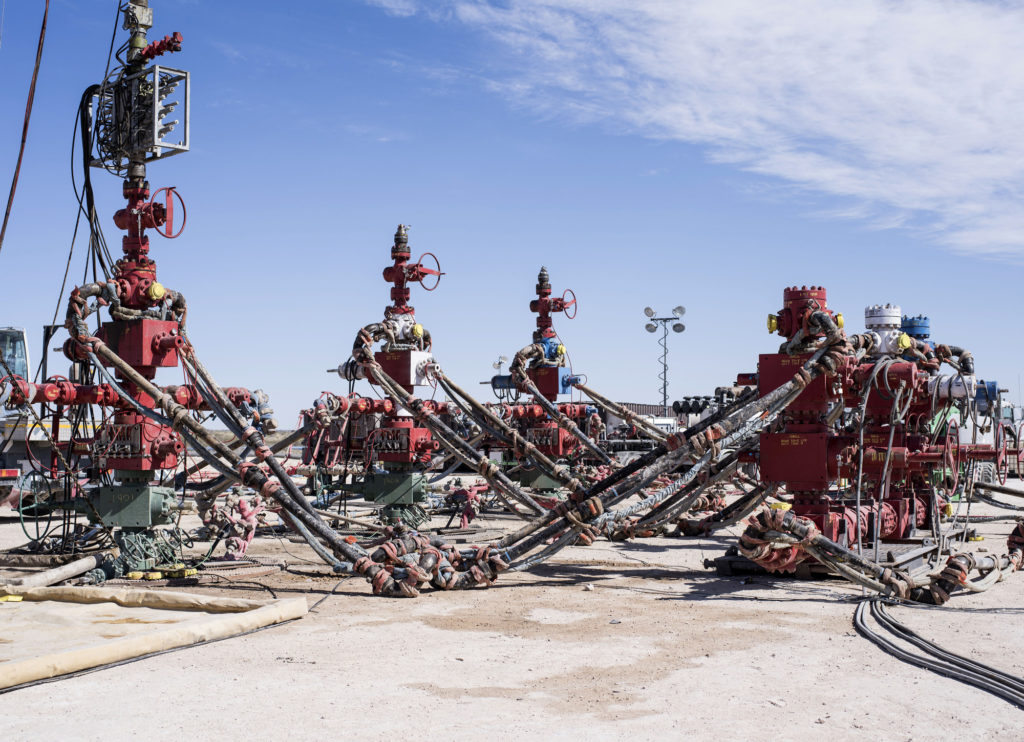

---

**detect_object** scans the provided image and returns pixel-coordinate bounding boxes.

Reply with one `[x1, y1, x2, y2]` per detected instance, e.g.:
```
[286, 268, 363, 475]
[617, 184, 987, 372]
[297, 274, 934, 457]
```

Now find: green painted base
[358, 471, 427, 507]
[85, 483, 177, 529]
[353, 470, 431, 528]
[380, 503, 431, 529]
[516, 468, 562, 492]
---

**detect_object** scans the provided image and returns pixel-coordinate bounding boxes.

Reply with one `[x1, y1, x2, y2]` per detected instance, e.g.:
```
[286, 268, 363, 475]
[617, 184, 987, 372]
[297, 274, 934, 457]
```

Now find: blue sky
[1, 0, 1022, 423]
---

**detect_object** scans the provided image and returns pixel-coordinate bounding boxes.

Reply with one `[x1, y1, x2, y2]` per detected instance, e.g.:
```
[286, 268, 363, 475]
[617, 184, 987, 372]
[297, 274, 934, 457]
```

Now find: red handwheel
[150, 186, 186, 238]
[562, 288, 577, 319]
[1017, 423, 1024, 472]
[414, 252, 443, 291]
[995, 421, 1010, 485]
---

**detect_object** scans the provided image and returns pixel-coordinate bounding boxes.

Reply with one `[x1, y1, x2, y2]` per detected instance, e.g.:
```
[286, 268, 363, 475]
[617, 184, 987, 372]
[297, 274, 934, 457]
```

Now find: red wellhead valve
[767, 286, 844, 341]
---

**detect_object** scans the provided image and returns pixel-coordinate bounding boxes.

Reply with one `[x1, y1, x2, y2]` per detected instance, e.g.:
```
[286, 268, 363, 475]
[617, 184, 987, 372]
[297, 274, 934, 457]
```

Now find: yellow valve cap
[125, 571, 144, 580]
[767, 314, 778, 334]
[943, 503, 953, 517]
[556, 344, 566, 356]
[0, 595, 24, 602]
[835, 313, 845, 329]
[411, 323, 424, 338]
[147, 282, 167, 301]
[143, 571, 163, 580]
[897, 332, 913, 351]
[769, 502, 792, 511]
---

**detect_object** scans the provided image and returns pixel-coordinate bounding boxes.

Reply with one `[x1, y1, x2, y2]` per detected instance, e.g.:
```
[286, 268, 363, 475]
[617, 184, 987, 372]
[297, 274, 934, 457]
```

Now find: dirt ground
[2, 487, 1024, 741]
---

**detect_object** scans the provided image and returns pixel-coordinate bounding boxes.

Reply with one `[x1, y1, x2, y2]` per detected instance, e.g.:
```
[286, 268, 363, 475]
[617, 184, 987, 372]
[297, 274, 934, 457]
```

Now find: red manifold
[526, 423, 578, 458]
[373, 350, 431, 391]
[373, 420, 438, 464]
[510, 403, 587, 421]
[164, 385, 252, 410]
[758, 352, 839, 412]
[10, 379, 122, 407]
[759, 431, 848, 491]
[97, 319, 181, 370]
[751, 285, 998, 547]
[93, 413, 184, 471]
[772, 286, 836, 340]
[526, 366, 563, 401]
[792, 500, 905, 543]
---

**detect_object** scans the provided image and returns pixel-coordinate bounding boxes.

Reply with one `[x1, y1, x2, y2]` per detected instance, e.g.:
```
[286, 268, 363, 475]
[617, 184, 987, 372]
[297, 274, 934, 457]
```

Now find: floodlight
[645, 323, 657, 333]
[644, 307, 655, 318]
[673, 305, 686, 317]
[672, 323, 685, 333]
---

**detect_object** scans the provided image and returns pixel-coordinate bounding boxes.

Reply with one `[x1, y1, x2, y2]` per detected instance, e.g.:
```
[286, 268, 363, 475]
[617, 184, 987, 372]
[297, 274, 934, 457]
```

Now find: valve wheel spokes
[150, 186, 187, 238]
[17, 470, 54, 542]
[414, 251, 443, 291]
[562, 288, 577, 319]
[995, 421, 1010, 485]
[1017, 423, 1024, 471]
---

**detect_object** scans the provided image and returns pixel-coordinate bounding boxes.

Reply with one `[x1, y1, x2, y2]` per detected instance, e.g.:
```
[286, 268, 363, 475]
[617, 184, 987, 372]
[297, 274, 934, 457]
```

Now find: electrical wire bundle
[854, 598, 1024, 709]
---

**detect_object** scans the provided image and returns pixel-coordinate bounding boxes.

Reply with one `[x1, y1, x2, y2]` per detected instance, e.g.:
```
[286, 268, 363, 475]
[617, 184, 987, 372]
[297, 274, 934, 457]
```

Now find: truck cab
[0, 328, 31, 498]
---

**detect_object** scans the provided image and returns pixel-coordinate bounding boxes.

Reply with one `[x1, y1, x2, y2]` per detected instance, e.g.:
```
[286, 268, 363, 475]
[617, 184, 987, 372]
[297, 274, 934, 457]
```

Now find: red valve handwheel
[1017, 423, 1024, 469]
[562, 288, 577, 319]
[150, 186, 186, 238]
[995, 421, 1010, 485]
[414, 252, 443, 291]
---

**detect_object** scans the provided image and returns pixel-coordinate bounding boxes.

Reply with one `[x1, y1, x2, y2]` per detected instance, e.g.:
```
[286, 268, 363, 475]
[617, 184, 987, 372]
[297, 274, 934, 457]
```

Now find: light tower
[644, 305, 686, 416]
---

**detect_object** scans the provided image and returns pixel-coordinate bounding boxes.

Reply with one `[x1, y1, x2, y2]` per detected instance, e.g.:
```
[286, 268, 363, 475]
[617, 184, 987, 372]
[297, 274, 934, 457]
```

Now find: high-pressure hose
[433, 370, 588, 500]
[935, 344, 975, 375]
[349, 326, 544, 517]
[508, 344, 611, 465]
[64, 290, 422, 596]
[572, 381, 667, 442]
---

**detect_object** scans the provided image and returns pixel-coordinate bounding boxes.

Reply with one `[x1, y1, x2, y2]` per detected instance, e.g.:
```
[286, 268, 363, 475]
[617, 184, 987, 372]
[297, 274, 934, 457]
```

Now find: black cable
[309, 578, 347, 612]
[872, 600, 1024, 693]
[0, 0, 49, 257]
[71, 3, 123, 281]
[77, 85, 114, 279]
[854, 598, 1024, 709]
[195, 572, 279, 599]
[974, 493, 1024, 512]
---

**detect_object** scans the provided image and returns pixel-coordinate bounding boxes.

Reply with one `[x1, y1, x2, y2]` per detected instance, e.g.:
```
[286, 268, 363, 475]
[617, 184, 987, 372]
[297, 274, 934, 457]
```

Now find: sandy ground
[2, 487, 1024, 740]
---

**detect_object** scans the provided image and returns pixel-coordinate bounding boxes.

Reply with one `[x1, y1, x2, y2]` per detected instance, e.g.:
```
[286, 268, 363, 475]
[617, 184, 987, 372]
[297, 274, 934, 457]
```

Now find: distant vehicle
[957, 387, 1021, 482]
[0, 328, 32, 502]
[0, 327, 29, 381]
[1, 326, 93, 508]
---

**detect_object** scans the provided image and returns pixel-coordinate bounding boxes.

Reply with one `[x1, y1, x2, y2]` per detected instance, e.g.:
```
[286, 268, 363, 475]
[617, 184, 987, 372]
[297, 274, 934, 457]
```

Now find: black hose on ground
[854, 599, 1024, 709]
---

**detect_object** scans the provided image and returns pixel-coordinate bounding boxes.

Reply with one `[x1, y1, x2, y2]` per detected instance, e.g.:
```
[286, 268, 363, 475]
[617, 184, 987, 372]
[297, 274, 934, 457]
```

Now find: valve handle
[413, 251, 443, 291]
[150, 186, 186, 238]
[562, 288, 577, 320]
[1017, 422, 1024, 466]
[995, 421, 1010, 485]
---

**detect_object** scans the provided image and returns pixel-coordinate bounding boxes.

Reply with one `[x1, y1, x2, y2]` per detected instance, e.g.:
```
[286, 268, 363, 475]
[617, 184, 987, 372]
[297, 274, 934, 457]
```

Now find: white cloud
[211, 41, 245, 61]
[365, 0, 420, 18]
[368, 0, 1024, 258]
